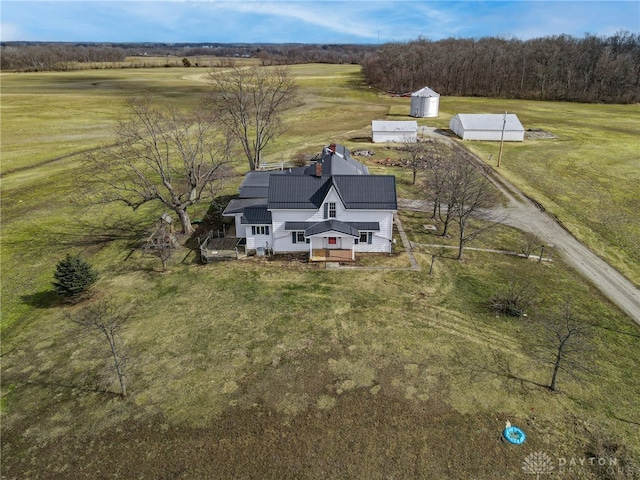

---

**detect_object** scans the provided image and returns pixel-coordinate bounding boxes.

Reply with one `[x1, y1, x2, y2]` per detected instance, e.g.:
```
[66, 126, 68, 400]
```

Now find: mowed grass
[2, 65, 640, 478]
[421, 96, 640, 286]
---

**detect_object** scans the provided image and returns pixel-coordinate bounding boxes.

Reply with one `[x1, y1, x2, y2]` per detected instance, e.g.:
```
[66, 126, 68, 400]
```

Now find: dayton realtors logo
[522, 451, 634, 478]
[522, 452, 554, 478]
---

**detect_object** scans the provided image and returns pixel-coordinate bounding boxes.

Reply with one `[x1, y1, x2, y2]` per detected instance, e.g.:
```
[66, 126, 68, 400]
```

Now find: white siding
[271, 206, 395, 254]
[372, 121, 418, 143]
[372, 131, 417, 143]
[450, 114, 525, 141]
[234, 215, 243, 238]
[245, 226, 273, 251]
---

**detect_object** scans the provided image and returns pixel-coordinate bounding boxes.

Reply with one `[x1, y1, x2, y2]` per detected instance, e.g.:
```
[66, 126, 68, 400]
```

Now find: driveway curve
[401, 131, 640, 327]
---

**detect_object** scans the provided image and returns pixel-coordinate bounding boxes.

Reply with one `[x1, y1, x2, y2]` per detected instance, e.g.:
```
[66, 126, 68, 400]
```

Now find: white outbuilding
[449, 113, 525, 141]
[410, 87, 440, 118]
[371, 120, 418, 143]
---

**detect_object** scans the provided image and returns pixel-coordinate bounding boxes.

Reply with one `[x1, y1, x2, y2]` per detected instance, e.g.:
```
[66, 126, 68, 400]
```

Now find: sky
[1, 0, 638, 44]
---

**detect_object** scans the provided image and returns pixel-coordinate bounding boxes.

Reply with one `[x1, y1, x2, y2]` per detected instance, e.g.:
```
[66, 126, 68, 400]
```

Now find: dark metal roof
[239, 186, 270, 199]
[304, 220, 359, 237]
[344, 222, 380, 231]
[228, 143, 397, 221]
[240, 207, 272, 225]
[222, 198, 267, 216]
[239, 170, 295, 199]
[268, 175, 396, 210]
[303, 144, 369, 177]
[284, 221, 380, 231]
[332, 176, 397, 210]
[268, 176, 331, 209]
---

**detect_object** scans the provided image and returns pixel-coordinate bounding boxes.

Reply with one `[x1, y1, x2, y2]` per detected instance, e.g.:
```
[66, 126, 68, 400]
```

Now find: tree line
[361, 32, 640, 104]
[0, 41, 372, 72]
[4, 33, 638, 102]
[1, 43, 127, 71]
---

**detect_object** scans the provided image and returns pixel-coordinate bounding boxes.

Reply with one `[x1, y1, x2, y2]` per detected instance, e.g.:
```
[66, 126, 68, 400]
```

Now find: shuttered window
[292, 232, 308, 243]
[329, 203, 336, 218]
[323, 202, 337, 219]
[357, 232, 372, 244]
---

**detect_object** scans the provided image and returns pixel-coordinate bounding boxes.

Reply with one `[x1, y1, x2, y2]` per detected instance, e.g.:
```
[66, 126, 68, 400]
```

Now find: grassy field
[421, 96, 640, 286]
[2, 64, 640, 479]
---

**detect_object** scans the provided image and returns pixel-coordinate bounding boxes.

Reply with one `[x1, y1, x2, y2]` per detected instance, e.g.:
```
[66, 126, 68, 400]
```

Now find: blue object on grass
[503, 426, 526, 444]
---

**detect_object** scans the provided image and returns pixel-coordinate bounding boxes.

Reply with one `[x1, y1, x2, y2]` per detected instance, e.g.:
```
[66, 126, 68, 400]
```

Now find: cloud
[1, 1, 637, 44]
[210, 2, 384, 40]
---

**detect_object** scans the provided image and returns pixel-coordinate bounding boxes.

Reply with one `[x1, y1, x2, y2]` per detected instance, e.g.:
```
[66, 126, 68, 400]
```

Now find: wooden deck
[200, 237, 242, 262]
[310, 249, 353, 262]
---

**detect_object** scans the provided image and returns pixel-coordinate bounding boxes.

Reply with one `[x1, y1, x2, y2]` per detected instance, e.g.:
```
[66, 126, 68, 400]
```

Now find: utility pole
[497, 111, 507, 167]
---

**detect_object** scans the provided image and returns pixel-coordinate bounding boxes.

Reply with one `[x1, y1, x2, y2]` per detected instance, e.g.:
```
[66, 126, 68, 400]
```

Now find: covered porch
[310, 248, 354, 262]
[305, 220, 358, 263]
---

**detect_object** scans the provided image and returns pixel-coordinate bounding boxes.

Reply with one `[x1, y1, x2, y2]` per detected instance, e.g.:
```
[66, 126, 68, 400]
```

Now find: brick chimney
[329, 143, 336, 154]
[315, 162, 322, 177]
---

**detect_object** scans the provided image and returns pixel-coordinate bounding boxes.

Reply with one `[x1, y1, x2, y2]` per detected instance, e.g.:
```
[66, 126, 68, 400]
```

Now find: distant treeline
[3, 35, 639, 104]
[361, 33, 640, 104]
[1, 43, 127, 71]
[0, 42, 372, 71]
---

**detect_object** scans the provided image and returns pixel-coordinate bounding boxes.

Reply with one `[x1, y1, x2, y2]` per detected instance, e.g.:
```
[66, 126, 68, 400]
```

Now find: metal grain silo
[410, 87, 440, 118]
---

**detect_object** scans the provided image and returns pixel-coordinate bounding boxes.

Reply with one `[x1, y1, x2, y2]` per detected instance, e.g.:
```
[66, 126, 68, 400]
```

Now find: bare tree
[206, 65, 298, 170]
[361, 33, 640, 104]
[536, 300, 593, 392]
[521, 232, 541, 259]
[143, 214, 178, 272]
[402, 137, 428, 185]
[420, 139, 455, 223]
[66, 300, 130, 397]
[84, 97, 232, 235]
[421, 144, 498, 247]
[448, 158, 499, 260]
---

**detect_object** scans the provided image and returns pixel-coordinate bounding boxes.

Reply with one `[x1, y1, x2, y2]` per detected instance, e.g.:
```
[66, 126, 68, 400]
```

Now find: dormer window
[328, 202, 336, 218]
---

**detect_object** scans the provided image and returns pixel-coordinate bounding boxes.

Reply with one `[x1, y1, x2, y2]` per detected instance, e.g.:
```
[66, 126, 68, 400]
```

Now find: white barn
[371, 120, 418, 143]
[410, 87, 440, 118]
[449, 113, 524, 141]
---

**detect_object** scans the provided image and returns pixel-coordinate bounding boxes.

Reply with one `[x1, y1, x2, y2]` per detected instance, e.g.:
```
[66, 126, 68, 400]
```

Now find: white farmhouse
[410, 87, 440, 118]
[449, 113, 525, 141]
[371, 120, 418, 143]
[223, 144, 397, 261]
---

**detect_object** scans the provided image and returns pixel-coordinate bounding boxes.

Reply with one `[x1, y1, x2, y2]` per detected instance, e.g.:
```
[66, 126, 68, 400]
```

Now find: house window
[251, 226, 270, 235]
[328, 202, 337, 218]
[328, 237, 337, 245]
[292, 231, 309, 244]
[357, 232, 373, 244]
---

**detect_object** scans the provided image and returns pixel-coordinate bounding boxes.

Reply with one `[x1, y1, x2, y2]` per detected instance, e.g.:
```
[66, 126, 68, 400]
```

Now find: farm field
[1, 64, 639, 478]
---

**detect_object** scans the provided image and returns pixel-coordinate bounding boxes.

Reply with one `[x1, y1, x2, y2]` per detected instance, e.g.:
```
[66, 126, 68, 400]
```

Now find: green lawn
[2, 65, 639, 479]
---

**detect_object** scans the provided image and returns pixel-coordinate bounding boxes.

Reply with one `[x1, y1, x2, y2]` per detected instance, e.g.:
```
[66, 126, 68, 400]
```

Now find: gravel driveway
[403, 129, 640, 326]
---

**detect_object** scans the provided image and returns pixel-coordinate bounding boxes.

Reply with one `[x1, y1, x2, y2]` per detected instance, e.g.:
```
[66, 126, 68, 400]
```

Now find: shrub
[53, 254, 98, 300]
[292, 152, 310, 167]
[489, 281, 536, 317]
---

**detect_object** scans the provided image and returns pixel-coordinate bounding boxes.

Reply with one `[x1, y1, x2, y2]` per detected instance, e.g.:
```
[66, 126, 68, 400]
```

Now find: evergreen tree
[53, 254, 98, 300]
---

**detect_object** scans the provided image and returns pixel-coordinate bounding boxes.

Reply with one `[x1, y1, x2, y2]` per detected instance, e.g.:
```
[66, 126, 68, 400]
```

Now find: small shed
[371, 120, 418, 143]
[410, 87, 440, 118]
[449, 113, 524, 141]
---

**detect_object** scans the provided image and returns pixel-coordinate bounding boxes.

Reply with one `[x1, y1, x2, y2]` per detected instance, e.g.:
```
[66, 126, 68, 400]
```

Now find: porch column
[352, 238, 355, 261]
[309, 238, 313, 260]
